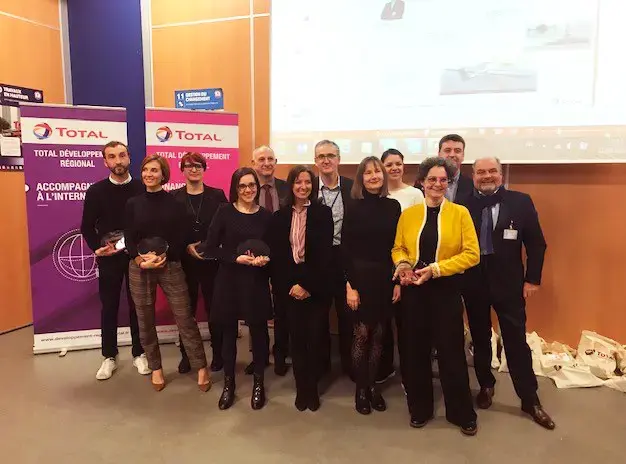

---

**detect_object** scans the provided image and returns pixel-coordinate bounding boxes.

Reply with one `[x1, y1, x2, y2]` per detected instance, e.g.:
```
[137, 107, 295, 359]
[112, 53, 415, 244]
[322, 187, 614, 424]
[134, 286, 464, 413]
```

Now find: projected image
[439, 61, 538, 95]
[381, 0, 405, 20]
[525, 21, 595, 49]
[271, 0, 626, 163]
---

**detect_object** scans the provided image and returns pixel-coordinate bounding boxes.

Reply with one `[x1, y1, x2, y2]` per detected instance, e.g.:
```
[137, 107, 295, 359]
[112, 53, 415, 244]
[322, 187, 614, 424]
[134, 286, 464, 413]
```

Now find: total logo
[33, 123, 53, 140]
[32, 122, 108, 140]
[155, 126, 222, 143]
[156, 126, 173, 142]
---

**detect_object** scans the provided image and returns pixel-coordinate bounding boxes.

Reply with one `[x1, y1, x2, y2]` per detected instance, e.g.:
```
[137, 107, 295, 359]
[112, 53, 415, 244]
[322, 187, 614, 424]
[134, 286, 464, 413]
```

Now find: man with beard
[463, 157, 554, 430]
[81, 141, 150, 380]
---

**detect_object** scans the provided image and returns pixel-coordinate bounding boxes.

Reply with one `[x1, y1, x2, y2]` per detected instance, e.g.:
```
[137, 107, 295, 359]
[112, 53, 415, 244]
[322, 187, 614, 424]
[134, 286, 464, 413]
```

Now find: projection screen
[270, 0, 626, 164]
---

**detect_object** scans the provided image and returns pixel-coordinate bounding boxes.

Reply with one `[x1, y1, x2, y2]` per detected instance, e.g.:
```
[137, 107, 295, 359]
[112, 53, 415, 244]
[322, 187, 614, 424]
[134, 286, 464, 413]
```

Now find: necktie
[480, 206, 494, 255]
[263, 184, 274, 212]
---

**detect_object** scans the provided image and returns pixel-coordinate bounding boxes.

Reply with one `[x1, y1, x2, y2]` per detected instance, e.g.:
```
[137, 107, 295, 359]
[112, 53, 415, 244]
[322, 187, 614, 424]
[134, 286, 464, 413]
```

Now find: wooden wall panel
[152, 20, 253, 164]
[510, 164, 626, 346]
[0, 174, 32, 332]
[0, 10, 63, 333]
[253, 16, 270, 152]
[253, 0, 270, 15]
[151, 0, 249, 26]
[0, 0, 60, 28]
[0, 15, 64, 103]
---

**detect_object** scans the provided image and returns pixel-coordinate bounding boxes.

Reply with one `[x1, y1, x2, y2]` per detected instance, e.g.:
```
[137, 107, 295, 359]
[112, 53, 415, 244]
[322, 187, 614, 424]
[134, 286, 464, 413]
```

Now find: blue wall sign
[175, 88, 224, 110]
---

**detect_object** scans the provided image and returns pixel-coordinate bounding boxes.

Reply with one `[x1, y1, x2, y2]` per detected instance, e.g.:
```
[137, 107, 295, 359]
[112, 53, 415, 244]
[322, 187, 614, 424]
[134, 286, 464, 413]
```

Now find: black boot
[251, 373, 266, 410]
[178, 353, 191, 374]
[218, 376, 236, 410]
[308, 383, 320, 412]
[355, 386, 371, 415]
[370, 386, 387, 412]
[295, 389, 308, 411]
[274, 356, 289, 376]
[210, 354, 223, 372]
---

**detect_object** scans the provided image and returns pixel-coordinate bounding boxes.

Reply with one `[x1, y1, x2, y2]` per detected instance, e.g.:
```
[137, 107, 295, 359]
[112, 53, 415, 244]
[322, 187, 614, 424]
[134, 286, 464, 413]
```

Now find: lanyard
[321, 187, 341, 210]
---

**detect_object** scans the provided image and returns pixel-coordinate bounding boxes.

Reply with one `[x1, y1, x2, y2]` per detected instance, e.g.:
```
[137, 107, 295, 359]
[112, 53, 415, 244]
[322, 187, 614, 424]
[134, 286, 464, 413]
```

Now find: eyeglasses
[315, 153, 337, 161]
[237, 182, 258, 192]
[183, 163, 204, 171]
[425, 176, 449, 185]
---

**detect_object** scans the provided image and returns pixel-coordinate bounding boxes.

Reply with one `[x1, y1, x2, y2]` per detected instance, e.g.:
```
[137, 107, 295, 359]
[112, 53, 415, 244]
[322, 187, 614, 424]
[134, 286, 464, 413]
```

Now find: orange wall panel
[0, 16, 64, 103]
[253, 0, 270, 15]
[0, 174, 32, 332]
[152, 19, 253, 161]
[0, 13, 63, 332]
[253, 16, 270, 151]
[510, 164, 626, 346]
[151, 0, 250, 26]
[0, 0, 60, 28]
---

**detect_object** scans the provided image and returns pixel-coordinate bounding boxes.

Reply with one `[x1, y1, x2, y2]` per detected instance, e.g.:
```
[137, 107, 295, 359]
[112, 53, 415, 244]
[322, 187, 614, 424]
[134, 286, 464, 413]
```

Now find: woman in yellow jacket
[392, 157, 479, 436]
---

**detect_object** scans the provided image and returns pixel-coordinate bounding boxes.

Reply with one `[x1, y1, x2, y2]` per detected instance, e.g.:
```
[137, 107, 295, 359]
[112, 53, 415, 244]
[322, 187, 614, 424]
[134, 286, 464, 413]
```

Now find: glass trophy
[237, 239, 270, 257]
[137, 237, 169, 259]
[101, 230, 125, 251]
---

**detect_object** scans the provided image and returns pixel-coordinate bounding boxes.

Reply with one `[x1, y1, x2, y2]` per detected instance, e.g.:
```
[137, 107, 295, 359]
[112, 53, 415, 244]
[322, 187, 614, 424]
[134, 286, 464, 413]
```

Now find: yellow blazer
[392, 199, 479, 278]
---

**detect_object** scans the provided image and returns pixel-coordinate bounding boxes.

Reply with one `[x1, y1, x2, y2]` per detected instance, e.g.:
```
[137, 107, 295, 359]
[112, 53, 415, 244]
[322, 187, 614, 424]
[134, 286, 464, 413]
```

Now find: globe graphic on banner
[52, 229, 98, 282]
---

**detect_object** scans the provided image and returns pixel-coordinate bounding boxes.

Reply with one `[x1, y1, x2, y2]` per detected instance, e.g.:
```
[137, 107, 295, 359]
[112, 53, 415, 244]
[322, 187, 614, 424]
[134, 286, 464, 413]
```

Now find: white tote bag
[545, 363, 605, 389]
[577, 330, 620, 379]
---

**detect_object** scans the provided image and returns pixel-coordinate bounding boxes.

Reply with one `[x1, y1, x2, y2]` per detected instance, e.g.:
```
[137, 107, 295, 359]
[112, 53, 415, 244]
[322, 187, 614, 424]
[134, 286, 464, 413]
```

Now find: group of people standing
[81, 134, 555, 435]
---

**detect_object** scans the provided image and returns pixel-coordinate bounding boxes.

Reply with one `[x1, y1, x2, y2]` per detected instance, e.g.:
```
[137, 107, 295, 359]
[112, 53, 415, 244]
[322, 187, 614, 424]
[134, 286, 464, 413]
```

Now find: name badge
[503, 229, 518, 240]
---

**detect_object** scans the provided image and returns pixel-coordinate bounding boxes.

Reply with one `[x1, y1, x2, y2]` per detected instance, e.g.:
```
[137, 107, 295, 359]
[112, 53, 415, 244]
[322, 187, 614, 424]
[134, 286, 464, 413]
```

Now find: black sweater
[124, 189, 186, 261]
[342, 191, 401, 284]
[204, 203, 273, 263]
[80, 178, 144, 252]
[171, 185, 228, 245]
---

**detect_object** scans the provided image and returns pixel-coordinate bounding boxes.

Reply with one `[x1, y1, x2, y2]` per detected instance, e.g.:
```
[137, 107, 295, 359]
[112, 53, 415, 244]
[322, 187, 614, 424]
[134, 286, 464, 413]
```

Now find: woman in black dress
[266, 165, 334, 411]
[203, 167, 273, 410]
[343, 156, 402, 414]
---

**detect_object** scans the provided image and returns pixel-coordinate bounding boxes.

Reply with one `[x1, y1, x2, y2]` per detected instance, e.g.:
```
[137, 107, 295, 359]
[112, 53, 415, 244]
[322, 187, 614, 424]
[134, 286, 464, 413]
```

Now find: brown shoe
[522, 404, 555, 430]
[198, 379, 212, 392]
[476, 387, 494, 409]
[151, 380, 166, 392]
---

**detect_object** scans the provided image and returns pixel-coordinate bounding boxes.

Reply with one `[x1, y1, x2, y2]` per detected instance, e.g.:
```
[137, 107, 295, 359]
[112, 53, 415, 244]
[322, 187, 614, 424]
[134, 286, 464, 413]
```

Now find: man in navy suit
[463, 157, 555, 430]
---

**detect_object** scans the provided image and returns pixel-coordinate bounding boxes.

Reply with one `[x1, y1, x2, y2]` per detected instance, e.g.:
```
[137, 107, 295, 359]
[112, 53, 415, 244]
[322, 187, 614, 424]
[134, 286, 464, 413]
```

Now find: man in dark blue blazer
[463, 157, 555, 430]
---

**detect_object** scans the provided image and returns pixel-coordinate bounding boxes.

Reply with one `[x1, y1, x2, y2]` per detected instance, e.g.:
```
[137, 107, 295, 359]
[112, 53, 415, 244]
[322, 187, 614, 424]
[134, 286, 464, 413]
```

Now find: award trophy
[137, 237, 169, 259]
[101, 230, 126, 251]
[236, 239, 270, 258]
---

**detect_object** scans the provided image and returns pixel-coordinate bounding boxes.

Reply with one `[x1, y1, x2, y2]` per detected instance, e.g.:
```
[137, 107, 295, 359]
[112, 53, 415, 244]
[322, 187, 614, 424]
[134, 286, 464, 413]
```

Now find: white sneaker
[133, 354, 152, 375]
[96, 357, 117, 380]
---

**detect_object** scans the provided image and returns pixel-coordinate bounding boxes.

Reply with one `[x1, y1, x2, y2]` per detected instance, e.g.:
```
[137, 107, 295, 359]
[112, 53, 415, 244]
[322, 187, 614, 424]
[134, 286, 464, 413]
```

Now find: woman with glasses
[381, 149, 424, 211]
[171, 152, 228, 374]
[203, 167, 273, 410]
[392, 157, 479, 435]
[342, 156, 401, 415]
[125, 154, 211, 392]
